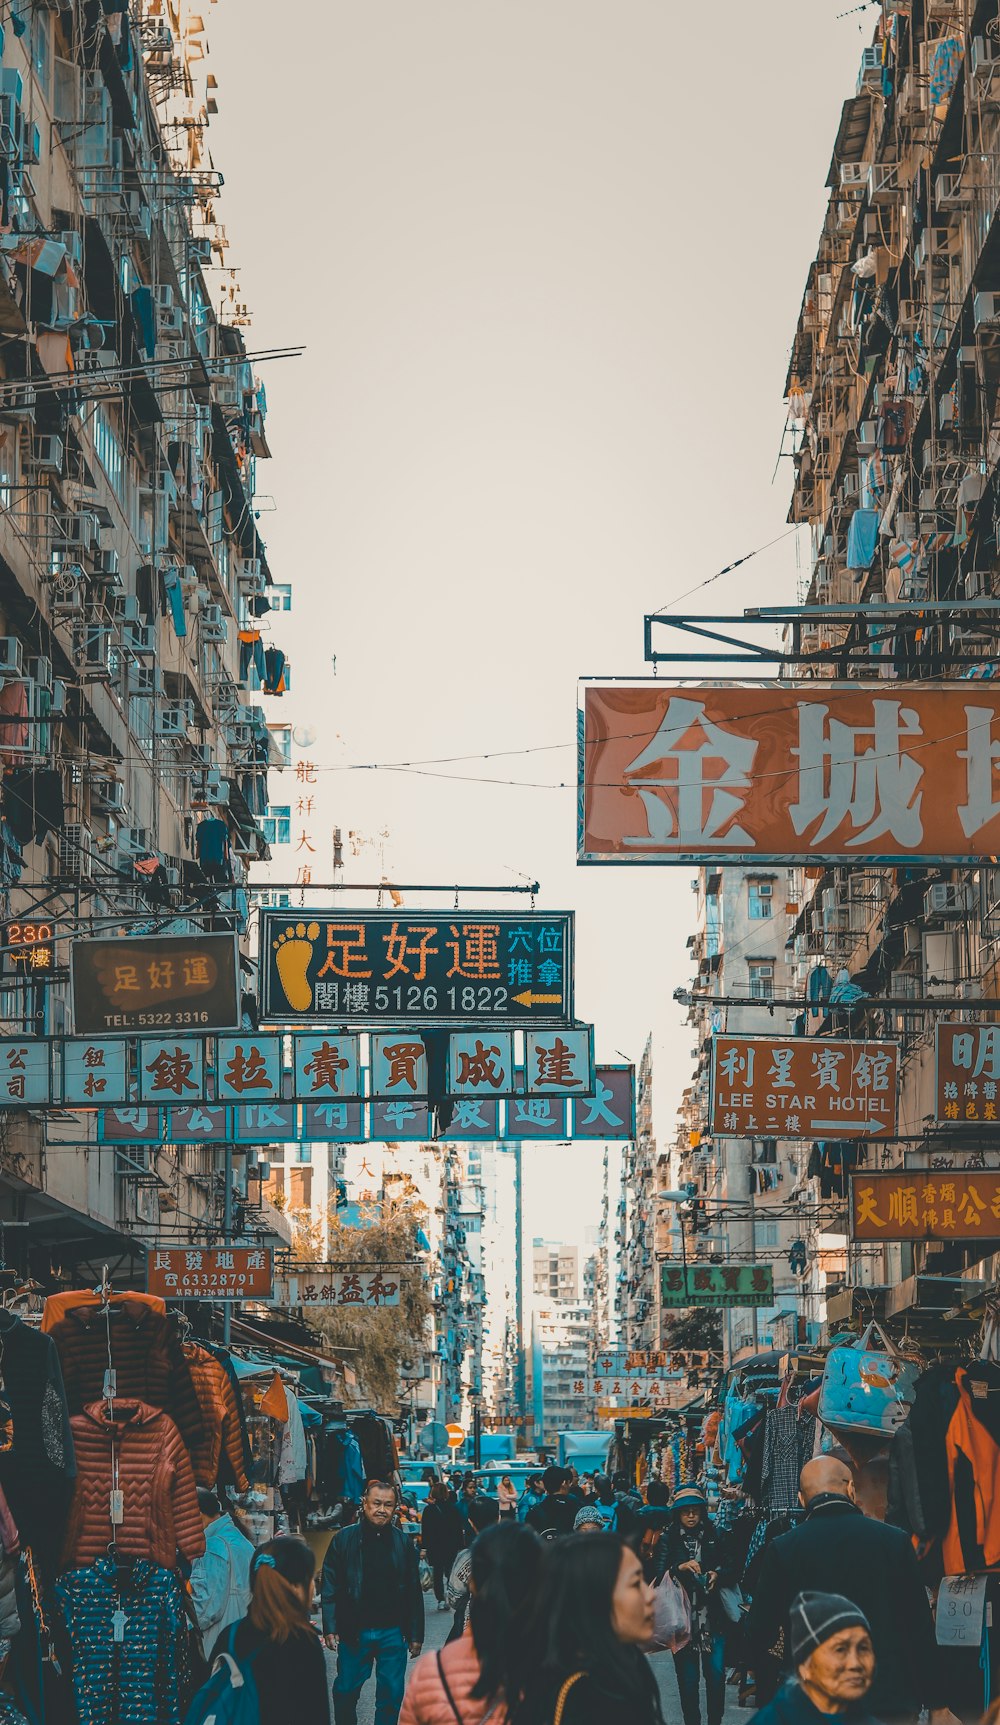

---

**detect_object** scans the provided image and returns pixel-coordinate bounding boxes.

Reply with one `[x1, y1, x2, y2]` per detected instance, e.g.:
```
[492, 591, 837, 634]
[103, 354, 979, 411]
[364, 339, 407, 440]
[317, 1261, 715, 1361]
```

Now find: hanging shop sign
[660, 1263, 775, 1308]
[293, 1034, 364, 1100]
[447, 1032, 516, 1097]
[851, 1169, 1000, 1241]
[592, 1349, 711, 1374]
[710, 1035, 898, 1140]
[586, 1376, 675, 1400]
[272, 1270, 402, 1309]
[146, 1245, 273, 1298]
[260, 911, 573, 1028]
[596, 1406, 654, 1420]
[935, 1023, 1000, 1123]
[71, 933, 240, 1035]
[578, 683, 1000, 864]
[0, 1039, 49, 1104]
[89, 1064, 636, 1144]
[2, 919, 56, 973]
[525, 1027, 594, 1094]
[61, 1039, 129, 1105]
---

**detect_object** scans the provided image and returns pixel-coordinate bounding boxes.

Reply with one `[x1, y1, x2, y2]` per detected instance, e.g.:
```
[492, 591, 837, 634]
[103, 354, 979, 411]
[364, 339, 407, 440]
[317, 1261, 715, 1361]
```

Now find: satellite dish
[418, 1421, 449, 1457]
[293, 724, 317, 748]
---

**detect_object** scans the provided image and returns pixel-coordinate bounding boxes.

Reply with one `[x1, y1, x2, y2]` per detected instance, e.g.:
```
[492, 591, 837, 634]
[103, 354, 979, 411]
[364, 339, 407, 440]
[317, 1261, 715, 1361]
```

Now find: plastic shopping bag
[644, 1573, 691, 1653]
[419, 1557, 434, 1594]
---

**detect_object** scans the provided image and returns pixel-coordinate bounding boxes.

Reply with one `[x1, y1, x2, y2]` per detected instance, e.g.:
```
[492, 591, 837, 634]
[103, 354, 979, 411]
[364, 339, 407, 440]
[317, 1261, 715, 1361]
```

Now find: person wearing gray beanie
[573, 1505, 606, 1534]
[748, 1590, 879, 1725]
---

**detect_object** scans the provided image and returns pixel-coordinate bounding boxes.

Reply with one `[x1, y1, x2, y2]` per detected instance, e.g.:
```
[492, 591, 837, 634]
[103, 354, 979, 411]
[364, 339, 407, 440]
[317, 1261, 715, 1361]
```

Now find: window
[748, 960, 774, 1001]
[757, 1221, 779, 1248]
[32, 13, 51, 101]
[87, 403, 124, 501]
[268, 724, 292, 767]
[748, 878, 773, 920]
[261, 805, 290, 847]
[269, 583, 292, 612]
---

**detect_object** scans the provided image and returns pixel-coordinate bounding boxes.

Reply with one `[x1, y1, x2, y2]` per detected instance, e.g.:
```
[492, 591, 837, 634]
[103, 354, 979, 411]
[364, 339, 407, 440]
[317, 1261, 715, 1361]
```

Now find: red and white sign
[147, 1245, 273, 1299]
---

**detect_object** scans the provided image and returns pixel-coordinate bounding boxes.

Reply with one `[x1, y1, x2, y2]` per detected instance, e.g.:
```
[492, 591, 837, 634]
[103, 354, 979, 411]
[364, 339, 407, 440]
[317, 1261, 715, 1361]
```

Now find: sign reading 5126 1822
[260, 911, 574, 1028]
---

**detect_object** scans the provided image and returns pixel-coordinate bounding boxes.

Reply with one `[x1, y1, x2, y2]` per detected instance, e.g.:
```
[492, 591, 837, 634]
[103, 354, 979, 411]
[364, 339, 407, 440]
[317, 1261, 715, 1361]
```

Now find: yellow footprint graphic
[273, 922, 320, 1011]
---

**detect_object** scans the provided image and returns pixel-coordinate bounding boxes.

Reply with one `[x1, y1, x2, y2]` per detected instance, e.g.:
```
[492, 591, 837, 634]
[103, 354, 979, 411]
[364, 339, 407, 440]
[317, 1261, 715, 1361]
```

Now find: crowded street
[0, 0, 995, 1723]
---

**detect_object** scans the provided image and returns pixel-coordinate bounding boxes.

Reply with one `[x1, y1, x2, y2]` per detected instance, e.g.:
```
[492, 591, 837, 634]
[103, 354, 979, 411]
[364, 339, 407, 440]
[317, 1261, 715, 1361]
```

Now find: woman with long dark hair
[517, 1534, 662, 1725]
[400, 1521, 542, 1725]
[422, 1481, 467, 1610]
[208, 1534, 329, 1724]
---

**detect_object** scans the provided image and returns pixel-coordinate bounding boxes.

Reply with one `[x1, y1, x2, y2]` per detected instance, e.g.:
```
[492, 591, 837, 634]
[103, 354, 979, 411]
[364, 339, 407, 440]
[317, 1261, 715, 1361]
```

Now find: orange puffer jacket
[60, 1399, 205, 1572]
[400, 1629, 506, 1725]
[184, 1345, 249, 1491]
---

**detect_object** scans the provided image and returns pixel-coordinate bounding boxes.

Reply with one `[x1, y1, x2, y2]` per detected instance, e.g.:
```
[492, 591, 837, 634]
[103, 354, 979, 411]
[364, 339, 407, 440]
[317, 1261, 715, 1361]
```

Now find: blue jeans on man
[673, 1632, 726, 1725]
[333, 1628, 408, 1725]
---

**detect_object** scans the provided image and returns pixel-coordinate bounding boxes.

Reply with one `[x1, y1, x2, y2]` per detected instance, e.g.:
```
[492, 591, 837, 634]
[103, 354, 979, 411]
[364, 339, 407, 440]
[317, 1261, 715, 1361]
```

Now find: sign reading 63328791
[260, 911, 574, 1028]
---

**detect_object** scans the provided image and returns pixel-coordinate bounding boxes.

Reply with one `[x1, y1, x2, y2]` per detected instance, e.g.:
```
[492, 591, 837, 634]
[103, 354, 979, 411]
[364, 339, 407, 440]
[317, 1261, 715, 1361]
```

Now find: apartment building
[669, 867, 820, 1357]
[618, 1036, 658, 1349]
[532, 1238, 579, 1301]
[0, 1, 290, 1275]
[529, 1297, 594, 1448]
[782, 0, 1000, 1325]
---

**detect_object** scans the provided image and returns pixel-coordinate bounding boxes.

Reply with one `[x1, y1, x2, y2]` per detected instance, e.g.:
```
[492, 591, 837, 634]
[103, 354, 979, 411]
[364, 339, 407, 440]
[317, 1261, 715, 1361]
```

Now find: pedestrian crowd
[182, 1456, 972, 1725]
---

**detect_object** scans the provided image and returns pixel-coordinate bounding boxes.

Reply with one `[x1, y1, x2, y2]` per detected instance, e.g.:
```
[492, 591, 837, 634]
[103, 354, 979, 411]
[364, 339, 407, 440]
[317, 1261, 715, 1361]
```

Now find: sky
[204, 0, 869, 1243]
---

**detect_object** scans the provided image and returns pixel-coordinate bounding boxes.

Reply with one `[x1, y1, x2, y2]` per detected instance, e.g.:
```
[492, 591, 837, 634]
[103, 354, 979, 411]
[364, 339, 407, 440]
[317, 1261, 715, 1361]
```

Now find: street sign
[660, 1263, 775, 1308]
[446, 1423, 466, 1450]
[72, 933, 240, 1035]
[260, 911, 574, 1027]
[146, 1245, 273, 1298]
[0, 1040, 50, 1105]
[2, 919, 56, 974]
[272, 1270, 401, 1309]
[710, 1035, 898, 1140]
[62, 1039, 128, 1105]
[579, 683, 1000, 864]
[935, 1023, 1000, 1124]
[851, 1169, 1000, 1241]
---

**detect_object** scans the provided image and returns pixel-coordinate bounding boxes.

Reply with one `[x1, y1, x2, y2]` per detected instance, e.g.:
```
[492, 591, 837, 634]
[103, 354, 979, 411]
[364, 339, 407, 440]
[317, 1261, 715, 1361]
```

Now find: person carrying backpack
[190, 1535, 329, 1725]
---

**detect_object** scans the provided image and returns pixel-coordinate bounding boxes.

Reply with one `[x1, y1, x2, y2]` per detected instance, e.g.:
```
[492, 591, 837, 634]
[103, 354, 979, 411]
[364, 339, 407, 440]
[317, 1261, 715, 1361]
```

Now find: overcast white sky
[206, 0, 867, 1244]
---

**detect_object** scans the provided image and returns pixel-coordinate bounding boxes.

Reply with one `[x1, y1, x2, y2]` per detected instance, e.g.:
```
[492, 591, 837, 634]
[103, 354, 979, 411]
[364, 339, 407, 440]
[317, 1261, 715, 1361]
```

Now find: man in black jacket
[323, 1478, 424, 1725]
[526, 1465, 578, 1537]
[748, 1456, 957, 1725]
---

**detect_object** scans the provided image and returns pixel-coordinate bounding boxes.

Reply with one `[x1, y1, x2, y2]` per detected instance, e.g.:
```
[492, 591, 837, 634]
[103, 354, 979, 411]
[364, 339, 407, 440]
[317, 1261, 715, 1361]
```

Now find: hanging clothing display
[60, 1400, 205, 1571]
[0, 1309, 76, 1578]
[50, 1302, 204, 1448]
[183, 1344, 250, 1492]
[55, 1556, 189, 1725]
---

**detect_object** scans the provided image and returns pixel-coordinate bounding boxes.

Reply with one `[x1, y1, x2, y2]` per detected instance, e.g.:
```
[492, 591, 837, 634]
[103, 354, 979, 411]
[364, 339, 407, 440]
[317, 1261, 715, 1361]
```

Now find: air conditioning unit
[56, 512, 98, 551]
[924, 931, 959, 995]
[49, 680, 67, 718]
[114, 594, 141, 625]
[842, 471, 860, 500]
[57, 825, 93, 881]
[836, 200, 858, 232]
[30, 435, 63, 473]
[936, 172, 970, 211]
[924, 882, 973, 919]
[126, 664, 158, 697]
[965, 570, 992, 599]
[155, 706, 192, 739]
[903, 923, 922, 957]
[971, 36, 1000, 94]
[122, 192, 151, 238]
[896, 300, 921, 332]
[91, 778, 126, 813]
[0, 639, 23, 677]
[198, 776, 230, 807]
[123, 622, 156, 657]
[92, 549, 120, 580]
[0, 93, 24, 159]
[200, 606, 227, 643]
[974, 292, 1000, 329]
[868, 163, 901, 204]
[858, 45, 882, 84]
[120, 827, 151, 854]
[856, 419, 877, 450]
[158, 306, 185, 339]
[839, 162, 870, 188]
[224, 724, 252, 749]
[28, 656, 52, 692]
[190, 743, 212, 766]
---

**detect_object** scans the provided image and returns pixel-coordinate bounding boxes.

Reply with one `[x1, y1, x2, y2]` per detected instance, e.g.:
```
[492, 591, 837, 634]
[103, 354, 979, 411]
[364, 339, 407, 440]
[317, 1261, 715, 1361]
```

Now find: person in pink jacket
[400, 1522, 542, 1725]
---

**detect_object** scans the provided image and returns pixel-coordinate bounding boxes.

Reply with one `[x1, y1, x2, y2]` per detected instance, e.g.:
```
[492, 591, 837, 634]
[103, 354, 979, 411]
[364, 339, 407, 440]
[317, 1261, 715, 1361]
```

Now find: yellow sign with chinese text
[852, 1170, 1000, 1241]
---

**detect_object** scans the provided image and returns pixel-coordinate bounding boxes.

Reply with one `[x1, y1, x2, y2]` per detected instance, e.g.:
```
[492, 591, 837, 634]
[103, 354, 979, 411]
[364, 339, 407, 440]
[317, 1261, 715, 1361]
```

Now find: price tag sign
[936, 1575, 988, 1646]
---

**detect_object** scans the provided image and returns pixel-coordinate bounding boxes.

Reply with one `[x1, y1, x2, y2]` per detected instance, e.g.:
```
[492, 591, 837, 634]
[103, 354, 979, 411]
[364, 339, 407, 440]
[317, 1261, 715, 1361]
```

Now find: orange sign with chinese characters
[579, 684, 1000, 863]
[72, 934, 240, 1035]
[851, 1171, 1000, 1241]
[146, 1245, 273, 1299]
[935, 1023, 1000, 1123]
[710, 1035, 898, 1140]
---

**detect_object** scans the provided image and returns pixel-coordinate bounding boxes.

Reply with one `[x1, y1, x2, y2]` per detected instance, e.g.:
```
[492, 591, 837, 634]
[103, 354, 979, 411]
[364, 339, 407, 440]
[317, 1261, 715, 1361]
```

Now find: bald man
[747, 1456, 954, 1725]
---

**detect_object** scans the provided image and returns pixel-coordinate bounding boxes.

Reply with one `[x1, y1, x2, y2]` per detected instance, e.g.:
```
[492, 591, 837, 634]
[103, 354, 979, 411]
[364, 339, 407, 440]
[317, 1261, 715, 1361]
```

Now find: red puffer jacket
[60, 1399, 205, 1572]
[184, 1345, 249, 1492]
[50, 1301, 203, 1449]
[400, 1629, 508, 1725]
